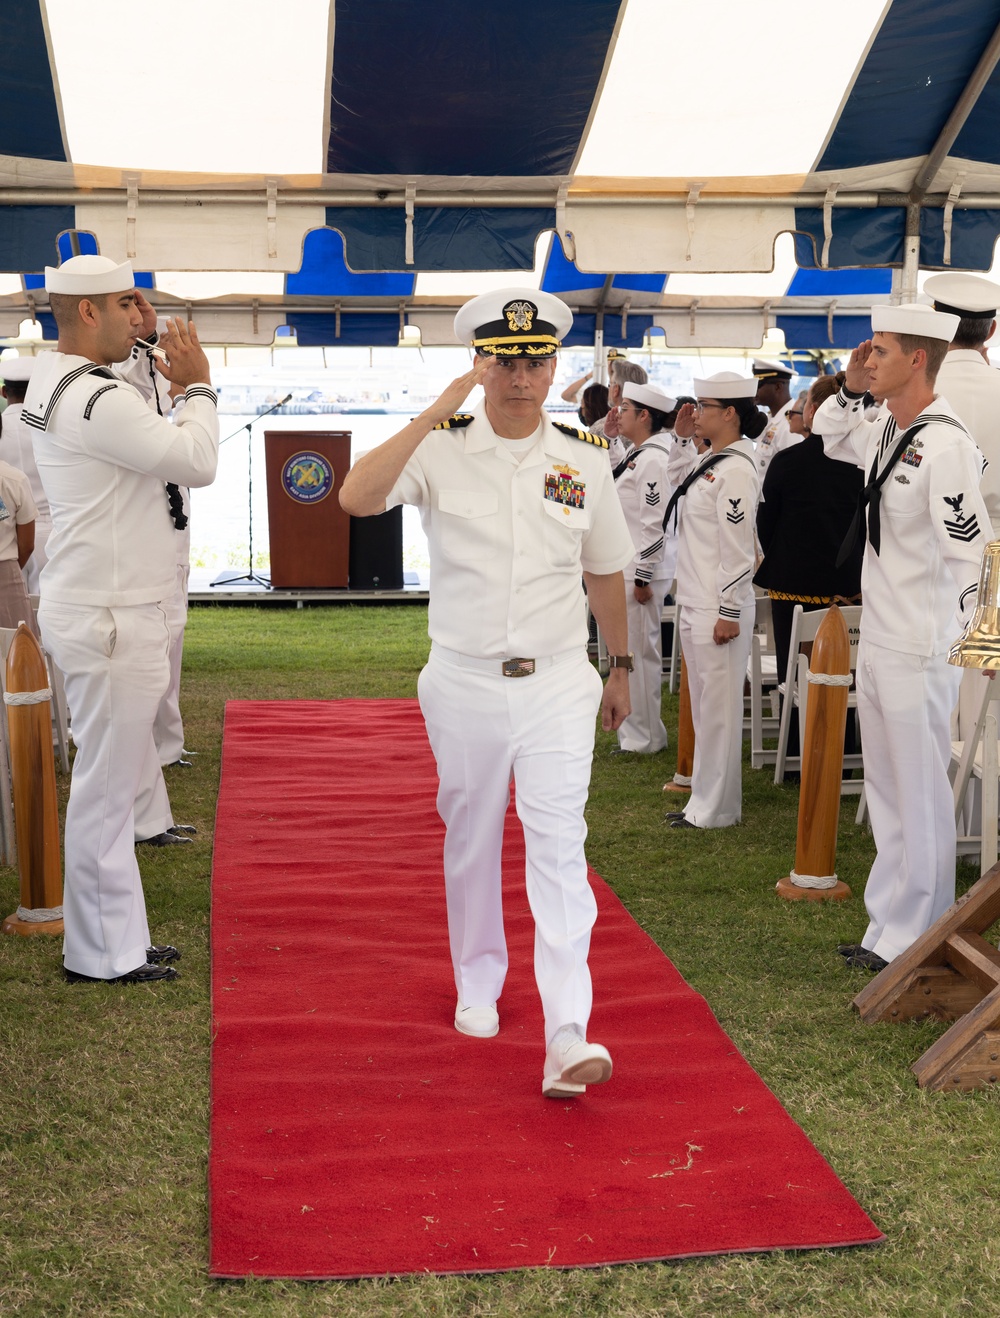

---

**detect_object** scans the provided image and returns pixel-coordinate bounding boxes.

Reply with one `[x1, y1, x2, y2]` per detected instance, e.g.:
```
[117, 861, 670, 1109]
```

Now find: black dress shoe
[146, 944, 181, 963]
[664, 810, 686, 821]
[65, 962, 180, 984]
[670, 817, 699, 829]
[168, 824, 197, 836]
[837, 943, 867, 958]
[842, 948, 888, 973]
[136, 831, 192, 847]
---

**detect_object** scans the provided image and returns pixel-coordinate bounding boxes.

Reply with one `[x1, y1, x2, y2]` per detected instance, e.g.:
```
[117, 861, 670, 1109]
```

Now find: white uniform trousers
[152, 562, 190, 766]
[22, 518, 51, 597]
[418, 644, 604, 1046]
[38, 600, 171, 978]
[856, 639, 961, 963]
[617, 577, 669, 753]
[680, 603, 755, 828]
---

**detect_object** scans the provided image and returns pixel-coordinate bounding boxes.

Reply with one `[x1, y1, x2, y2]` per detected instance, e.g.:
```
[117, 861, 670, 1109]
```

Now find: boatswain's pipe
[2, 623, 63, 937]
[776, 607, 852, 903]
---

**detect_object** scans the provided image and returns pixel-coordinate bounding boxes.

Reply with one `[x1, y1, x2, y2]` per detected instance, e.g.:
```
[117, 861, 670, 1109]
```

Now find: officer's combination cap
[454, 288, 573, 358]
[751, 357, 793, 380]
[923, 272, 1000, 320]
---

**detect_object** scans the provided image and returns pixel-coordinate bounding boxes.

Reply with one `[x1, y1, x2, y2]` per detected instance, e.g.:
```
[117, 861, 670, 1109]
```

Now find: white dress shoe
[542, 1028, 613, 1098]
[454, 1001, 499, 1038]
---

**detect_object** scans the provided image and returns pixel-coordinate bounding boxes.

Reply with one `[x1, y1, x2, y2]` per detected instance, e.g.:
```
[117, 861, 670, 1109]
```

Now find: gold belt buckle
[502, 657, 536, 678]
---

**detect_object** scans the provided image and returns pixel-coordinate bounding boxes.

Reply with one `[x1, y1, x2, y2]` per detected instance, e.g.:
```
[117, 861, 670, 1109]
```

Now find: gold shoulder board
[432, 413, 475, 430]
[553, 421, 608, 449]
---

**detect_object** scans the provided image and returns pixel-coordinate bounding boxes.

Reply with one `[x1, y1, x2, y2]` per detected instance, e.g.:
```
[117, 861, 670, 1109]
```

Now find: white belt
[430, 642, 583, 678]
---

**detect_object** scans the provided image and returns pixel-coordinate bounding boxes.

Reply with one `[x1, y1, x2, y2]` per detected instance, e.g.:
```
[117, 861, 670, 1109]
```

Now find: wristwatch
[608, 654, 635, 672]
[633, 577, 647, 588]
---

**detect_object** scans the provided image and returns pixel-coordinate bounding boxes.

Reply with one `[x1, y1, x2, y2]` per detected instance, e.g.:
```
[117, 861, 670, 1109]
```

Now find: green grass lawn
[1, 603, 996, 1318]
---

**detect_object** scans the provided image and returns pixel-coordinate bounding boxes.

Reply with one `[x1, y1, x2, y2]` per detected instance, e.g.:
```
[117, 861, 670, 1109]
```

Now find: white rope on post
[3, 687, 52, 706]
[16, 905, 63, 922]
[787, 869, 840, 891]
[806, 671, 852, 686]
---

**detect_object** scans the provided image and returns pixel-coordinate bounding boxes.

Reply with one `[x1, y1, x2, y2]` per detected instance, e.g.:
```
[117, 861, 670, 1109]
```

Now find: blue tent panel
[793, 209, 906, 269]
[563, 312, 652, 349]
[541, 238, 605, 294]
[326, 206, 555, 273]
[818, 0, 1000, 171]
[786, 266, 893, 296]
[286, 311, 402, 347]
[778, 314, 874, 349]
[0, 206, 76, 271]
[918, 208, 1000, 270]
[288, 229, 415, 297]
[326, 0, 622, 176]
[0, 1, 66, 162]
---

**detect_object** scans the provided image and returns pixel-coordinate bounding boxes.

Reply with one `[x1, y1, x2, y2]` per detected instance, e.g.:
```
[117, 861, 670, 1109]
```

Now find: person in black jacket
[754, 372, 864, 761]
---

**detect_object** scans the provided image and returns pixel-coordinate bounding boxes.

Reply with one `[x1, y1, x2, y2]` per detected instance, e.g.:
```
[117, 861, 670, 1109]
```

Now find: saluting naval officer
[752, 357, 798, 484]
[812, 304, 991, 972]
[612, 379, 678, 755]
[23, 255, 219, 984]
[339, 288, 636, 1098]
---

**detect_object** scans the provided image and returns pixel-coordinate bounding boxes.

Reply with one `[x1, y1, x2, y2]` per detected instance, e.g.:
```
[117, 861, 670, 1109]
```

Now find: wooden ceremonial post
[776, 606, 852, 902]
[2, 624, 63, 937]
[663, 656, 694, 795]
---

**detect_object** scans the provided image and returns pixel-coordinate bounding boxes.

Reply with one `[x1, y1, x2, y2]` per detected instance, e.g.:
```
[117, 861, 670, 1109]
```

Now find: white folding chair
[27, 595, 70, 773]
[773, 603, 863, 791]
[951, 678, 1000, 874]
[748, 594, 781, 768]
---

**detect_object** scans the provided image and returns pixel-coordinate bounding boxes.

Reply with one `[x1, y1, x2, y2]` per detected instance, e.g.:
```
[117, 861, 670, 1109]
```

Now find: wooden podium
[264, 431, 352, 588]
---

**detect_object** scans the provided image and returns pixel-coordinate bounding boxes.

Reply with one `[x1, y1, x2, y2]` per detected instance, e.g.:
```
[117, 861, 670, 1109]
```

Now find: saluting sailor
[812, 304, 991, 972]
[339, 288, 635, 1099]
[612, 379, 678, 755]
[665, 373, 764, 830]
[24, 255, 219, 984]
[752, 357, 799, 483]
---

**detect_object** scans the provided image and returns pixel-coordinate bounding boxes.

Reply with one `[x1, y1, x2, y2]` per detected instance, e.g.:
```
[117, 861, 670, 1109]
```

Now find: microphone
[281, 393, 293, 404]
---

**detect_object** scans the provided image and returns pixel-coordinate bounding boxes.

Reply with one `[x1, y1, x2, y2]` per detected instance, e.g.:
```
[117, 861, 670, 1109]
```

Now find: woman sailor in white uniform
[612, 380, 678, 753]
[666, 373, 763, 829]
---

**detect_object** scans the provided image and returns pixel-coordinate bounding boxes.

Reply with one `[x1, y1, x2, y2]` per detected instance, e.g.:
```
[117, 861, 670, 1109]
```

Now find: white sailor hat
[923, 272, 1000, 319]
[45, 254, 135, 295]
[751, 356, 793, 380]
[623, 381, 677, 412]
[1, 357, 33, 383]
[693, 371, 758, 400]
[454, 287, 572, 358]
[871, 302, 959, 342]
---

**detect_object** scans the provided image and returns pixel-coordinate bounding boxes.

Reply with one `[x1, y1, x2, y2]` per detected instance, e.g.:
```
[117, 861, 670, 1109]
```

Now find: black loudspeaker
[348, 507, 404, 590]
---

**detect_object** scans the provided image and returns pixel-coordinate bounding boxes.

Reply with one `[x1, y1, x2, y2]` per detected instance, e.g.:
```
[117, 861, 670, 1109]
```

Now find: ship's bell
[948, 540, 1000, 669]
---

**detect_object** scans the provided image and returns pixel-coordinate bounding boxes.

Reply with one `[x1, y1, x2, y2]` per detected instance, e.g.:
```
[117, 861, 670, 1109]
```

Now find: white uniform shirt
[386, 403, 634, 658]
[755, 400, 798, 482]
[814, 386, 990, 656]
[23, 350, 218, 607]
[673, 439, 760, 620]
[613, 432, 677, 584]
[0, 402, 50, 526]
[934, 350, 1000, 533]
[0, 459, 37, 562]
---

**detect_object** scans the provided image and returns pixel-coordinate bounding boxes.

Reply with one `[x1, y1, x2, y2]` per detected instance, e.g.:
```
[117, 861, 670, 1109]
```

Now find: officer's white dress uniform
[613, 401, 677, 752]
[814, 308, 990, 962]
[0, 383, 52, 595]
[674, 440, 759, 827]
[387, 401, 634, 1045]
[24, 263, 219, 979]
[754, 398, 797, 484]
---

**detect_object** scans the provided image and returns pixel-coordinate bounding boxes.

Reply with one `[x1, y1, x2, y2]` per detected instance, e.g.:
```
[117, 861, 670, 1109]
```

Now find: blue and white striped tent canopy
[3, 0, 1000, 349]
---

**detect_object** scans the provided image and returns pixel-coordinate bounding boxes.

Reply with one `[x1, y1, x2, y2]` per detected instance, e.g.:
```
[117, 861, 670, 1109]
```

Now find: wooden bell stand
[852, 862, 1000, 1091]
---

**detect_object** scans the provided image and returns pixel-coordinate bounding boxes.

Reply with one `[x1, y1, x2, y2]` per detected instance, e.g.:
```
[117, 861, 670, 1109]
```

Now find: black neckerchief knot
[835, 420, 929, 567]
[166, 483, 187, 531]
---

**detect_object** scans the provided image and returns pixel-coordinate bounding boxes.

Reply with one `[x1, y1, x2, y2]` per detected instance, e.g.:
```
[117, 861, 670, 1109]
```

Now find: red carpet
[209, 700, 882, 1278]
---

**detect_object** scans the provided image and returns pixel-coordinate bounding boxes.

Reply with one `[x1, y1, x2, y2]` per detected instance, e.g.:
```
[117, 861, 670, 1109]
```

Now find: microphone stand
[212, 393, 293, 588]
